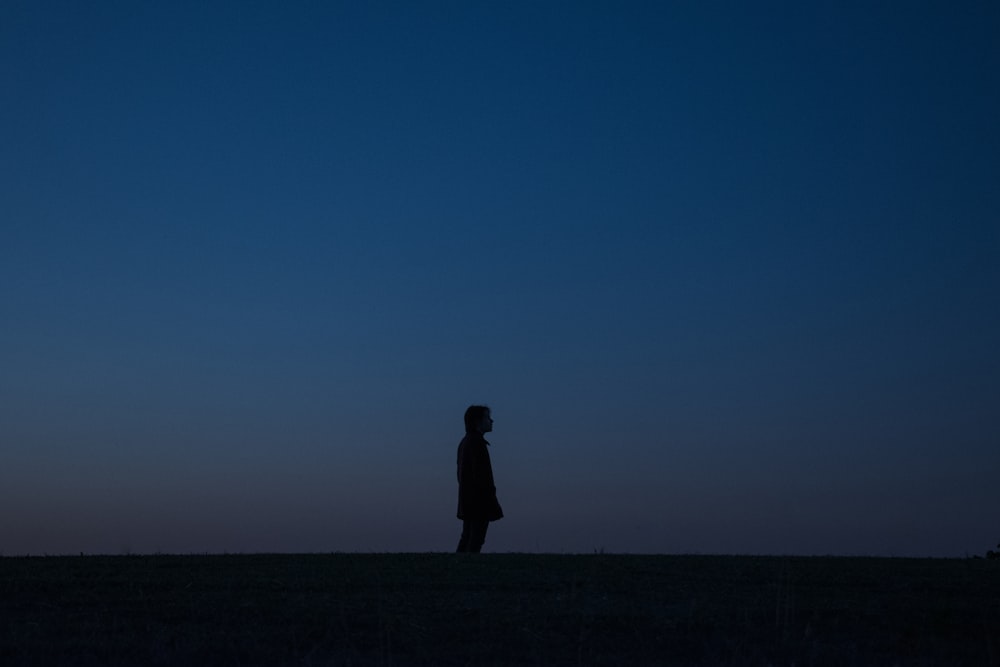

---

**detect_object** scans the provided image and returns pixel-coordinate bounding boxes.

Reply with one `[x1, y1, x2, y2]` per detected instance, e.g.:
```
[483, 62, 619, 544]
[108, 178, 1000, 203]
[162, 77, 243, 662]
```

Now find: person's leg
[457, 521, 471, 552]
[468, 520, 489, 553]
[457, 520, 490, 553]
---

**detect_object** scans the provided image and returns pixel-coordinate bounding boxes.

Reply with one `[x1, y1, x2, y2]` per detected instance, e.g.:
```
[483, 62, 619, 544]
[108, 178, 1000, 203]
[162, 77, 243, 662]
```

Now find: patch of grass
[1, 553, 998, 666]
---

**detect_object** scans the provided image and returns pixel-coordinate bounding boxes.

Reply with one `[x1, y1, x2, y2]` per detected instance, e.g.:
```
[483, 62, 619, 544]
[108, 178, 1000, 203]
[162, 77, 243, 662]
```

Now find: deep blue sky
[2, 1, 998, 556]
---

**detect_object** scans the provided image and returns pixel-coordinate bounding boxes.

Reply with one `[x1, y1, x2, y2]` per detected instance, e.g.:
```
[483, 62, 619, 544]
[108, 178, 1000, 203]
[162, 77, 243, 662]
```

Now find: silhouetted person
[456, 405, 503, 552]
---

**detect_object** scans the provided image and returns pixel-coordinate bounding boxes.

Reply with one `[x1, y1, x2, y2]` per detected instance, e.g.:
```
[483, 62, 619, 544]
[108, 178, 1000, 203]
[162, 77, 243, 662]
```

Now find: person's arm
[458, 440, 482, 488]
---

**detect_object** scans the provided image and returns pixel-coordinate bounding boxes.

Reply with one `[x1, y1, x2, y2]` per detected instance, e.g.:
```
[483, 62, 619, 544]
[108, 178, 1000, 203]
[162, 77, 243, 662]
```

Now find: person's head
[464, 405, 493, 434]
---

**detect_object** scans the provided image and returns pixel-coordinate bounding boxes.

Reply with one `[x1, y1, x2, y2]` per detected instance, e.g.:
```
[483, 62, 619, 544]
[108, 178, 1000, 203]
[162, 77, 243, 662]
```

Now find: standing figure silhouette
[455, 405, 503, 552]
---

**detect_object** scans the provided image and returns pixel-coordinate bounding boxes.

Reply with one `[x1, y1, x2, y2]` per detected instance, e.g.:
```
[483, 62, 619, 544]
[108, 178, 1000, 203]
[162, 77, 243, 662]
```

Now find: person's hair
[464, 405, 491, 433]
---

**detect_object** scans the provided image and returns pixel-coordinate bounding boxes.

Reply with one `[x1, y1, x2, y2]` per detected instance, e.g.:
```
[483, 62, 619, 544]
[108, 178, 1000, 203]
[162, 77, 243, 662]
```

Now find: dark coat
[456, 432, 503, 521]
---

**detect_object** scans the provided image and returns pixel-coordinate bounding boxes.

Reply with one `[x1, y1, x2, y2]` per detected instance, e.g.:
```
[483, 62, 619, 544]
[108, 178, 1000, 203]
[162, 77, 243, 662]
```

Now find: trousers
[456, 519, 490, 553]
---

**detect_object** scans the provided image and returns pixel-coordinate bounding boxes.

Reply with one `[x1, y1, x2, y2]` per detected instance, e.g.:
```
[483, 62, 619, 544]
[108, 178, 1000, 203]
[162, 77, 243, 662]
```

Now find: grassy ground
[1, 553, 998, 666]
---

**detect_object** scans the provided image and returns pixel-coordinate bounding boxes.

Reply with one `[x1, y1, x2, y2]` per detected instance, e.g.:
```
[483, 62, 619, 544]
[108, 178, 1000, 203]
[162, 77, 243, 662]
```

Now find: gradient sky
[2, 1, 998, 556]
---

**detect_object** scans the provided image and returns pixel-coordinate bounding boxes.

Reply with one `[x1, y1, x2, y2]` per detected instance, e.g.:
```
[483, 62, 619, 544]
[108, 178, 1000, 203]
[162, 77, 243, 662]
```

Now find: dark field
[2, 553, 998, 666]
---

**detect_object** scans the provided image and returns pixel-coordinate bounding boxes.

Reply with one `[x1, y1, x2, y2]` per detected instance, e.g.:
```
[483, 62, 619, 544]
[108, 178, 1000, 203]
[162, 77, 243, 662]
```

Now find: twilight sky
[2, 1, 998, 557]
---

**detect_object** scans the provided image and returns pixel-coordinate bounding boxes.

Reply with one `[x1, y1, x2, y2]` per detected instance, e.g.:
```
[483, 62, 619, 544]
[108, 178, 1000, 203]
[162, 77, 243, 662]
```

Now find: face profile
[480, 410, 493, 434]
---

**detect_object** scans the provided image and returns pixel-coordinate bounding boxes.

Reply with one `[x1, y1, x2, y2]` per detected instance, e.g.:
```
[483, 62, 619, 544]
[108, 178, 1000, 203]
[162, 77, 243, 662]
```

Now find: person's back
[456, 405, 503, 552]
